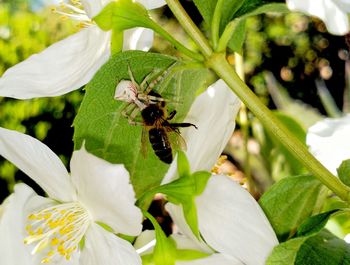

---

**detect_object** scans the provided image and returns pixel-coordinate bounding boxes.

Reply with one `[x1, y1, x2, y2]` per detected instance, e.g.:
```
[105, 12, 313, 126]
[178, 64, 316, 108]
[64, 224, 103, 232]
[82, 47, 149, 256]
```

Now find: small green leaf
[259, 175, 323, 241]
[144, 211, 176, 265]
[296, 209, 340, 237]
[295, 230, 350, 265]
[182, 199, 200, 238]
[337, 159, 350, 187]
[177, 151, 191, 178]
[266, 237, 309, 265]
[227, 18, 246, 53]
[94, 0, 152, 32]
[192, 171, 211, 195]
[175, 249, 210, 261]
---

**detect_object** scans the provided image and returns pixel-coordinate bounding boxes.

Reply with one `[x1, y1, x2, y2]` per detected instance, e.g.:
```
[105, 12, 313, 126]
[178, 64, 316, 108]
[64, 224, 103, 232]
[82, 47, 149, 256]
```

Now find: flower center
[24, 202, 91, 264]
[52, 0, 92, 28]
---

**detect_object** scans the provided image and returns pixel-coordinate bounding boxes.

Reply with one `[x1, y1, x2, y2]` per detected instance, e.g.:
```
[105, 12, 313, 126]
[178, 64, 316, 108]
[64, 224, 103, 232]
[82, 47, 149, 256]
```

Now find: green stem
[165, 0, 213, 58]
[211, 0, 225, 49]
[207, 53, 350, 203]
[217, 20, 237, 52]
[148, 20, 204, 61]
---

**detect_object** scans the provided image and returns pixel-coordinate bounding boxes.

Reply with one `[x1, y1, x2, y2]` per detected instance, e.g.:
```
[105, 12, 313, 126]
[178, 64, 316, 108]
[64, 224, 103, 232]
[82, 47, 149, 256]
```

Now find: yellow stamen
[24, 202, 91, 263]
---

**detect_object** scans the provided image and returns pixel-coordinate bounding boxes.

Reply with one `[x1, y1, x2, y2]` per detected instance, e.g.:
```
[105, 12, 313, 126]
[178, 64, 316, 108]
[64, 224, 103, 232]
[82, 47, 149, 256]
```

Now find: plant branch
[165, 0, 213, 58]
[148, 20, 204, 61]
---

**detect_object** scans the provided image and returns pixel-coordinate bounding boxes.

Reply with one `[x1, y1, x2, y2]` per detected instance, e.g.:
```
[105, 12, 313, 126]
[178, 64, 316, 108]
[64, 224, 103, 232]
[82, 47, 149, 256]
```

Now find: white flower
[307, 114, 350, 175]
[286, 0, 350, 35]
[0, 0, 166, 99]
[0, 127, 143, 264]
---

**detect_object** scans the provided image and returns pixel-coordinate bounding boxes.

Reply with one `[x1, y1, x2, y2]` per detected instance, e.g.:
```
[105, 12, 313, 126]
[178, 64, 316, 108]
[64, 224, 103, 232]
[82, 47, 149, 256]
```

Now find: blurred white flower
[307, 114, 350, 175]
[0, 0, 166, 99]
[286, 0, 350, 35]
[0, 127, 143, 264]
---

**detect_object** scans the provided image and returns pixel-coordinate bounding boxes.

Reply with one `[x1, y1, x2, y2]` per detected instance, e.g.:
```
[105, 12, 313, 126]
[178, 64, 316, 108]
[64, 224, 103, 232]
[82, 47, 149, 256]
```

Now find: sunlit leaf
[73, 51, 210, 197]
[259, 174, 323, 241]
[296, 209, 340, 237]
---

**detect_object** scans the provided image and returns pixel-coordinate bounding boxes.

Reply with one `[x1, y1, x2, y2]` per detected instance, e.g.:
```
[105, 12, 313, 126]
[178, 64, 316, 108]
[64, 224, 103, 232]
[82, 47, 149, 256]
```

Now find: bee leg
[167, 110, 177, 120]
[169, 122, 198, 129]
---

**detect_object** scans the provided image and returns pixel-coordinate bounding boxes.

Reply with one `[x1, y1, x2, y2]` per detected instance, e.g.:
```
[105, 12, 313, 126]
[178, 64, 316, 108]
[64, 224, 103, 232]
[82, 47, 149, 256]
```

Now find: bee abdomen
[149, 128, 173, 164]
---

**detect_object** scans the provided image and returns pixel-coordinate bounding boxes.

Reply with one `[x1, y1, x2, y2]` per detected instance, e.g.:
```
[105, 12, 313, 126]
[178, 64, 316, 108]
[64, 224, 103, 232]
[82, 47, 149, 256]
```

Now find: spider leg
[127, 106, 144, 126]
[121, 103, 135, 119]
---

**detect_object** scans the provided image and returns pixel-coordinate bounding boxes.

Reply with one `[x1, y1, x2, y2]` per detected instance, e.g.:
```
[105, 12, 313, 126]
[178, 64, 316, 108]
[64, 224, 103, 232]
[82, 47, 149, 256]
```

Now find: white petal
[80, 0, 110, 17]
[306, 114, 350, 175]
[134, 230, 156, 255]
[163, 79, 241, 184]
[286, 0, 350, 35]
[0, 26, 110, 99]
[136, 0, 167, 9]
[165, 203, 212, 253]
[196, 175, 278, 265]
[0, 127, 75, 202]
[171, 234, 242, 265]
[80, 223, 142, 265]
[123, 27, 154, 51]
[0, 184, 36, 265]
[177, 253, 242, 265]
[70, 145, 142, 236]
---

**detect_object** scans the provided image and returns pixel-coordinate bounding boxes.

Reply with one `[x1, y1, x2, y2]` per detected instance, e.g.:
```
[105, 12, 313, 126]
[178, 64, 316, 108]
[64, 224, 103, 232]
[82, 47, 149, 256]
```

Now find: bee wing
[168, 128, 187, 152]
[141, 128, 148, 158]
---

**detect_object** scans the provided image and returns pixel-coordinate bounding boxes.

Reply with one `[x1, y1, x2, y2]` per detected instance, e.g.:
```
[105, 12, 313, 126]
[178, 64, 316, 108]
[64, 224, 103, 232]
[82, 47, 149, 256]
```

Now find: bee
[115, 66, 197, 164]
[140, 90, 197, 164]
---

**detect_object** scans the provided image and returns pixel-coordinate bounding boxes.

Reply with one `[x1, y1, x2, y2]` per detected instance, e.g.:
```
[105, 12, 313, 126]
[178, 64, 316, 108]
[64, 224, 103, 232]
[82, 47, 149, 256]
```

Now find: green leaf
[192, 0, 217, 26]
[144, 211, 176, 265]
[337, 159, 350, 187]
[177, 151, 191, 178]
[193, 0, 287, 32]
[226, 3, 289, 52]
[192, 171, 211, 195]
[259, 175, 323, 241]
[295, 230, 350, 265]
[268, 230, 350, 265]
[175, 249, 210, 261]
[94, 0, 152, 32]
[296, 209, 340, 237]
[74, 51, 210, 197]
[227, 18, 246, 53]
[266, 237, 309, 265]
[182, 199, 200, 238]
